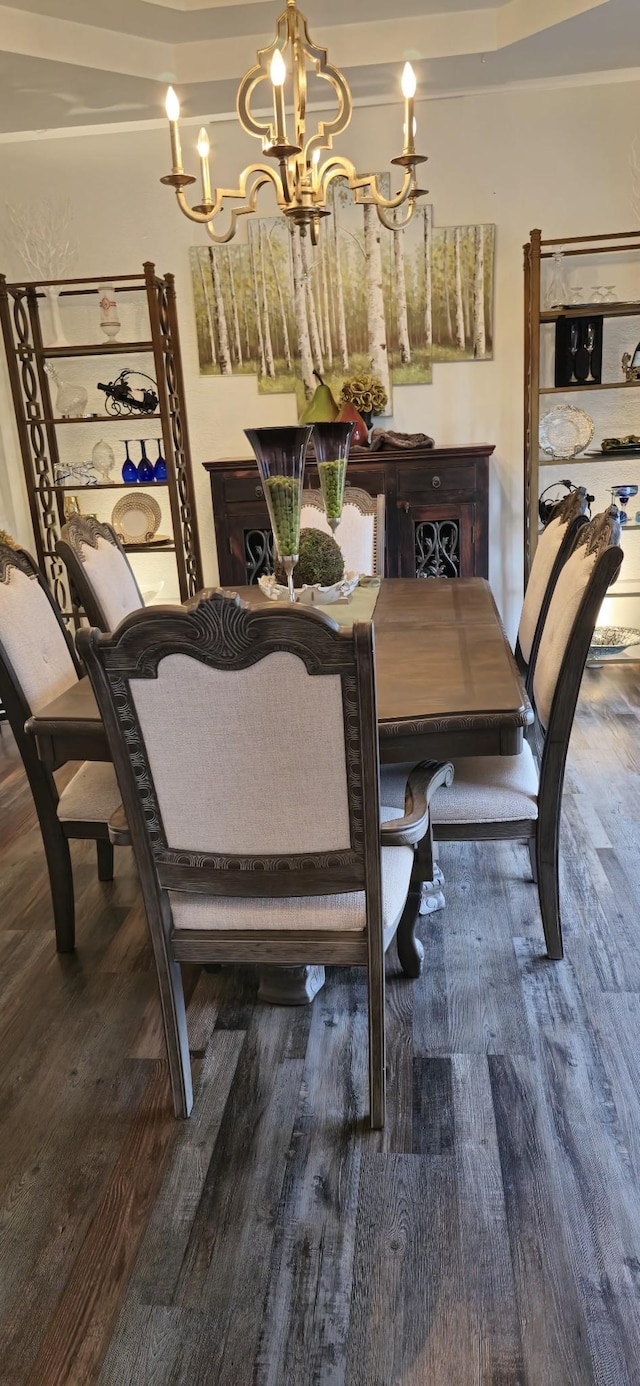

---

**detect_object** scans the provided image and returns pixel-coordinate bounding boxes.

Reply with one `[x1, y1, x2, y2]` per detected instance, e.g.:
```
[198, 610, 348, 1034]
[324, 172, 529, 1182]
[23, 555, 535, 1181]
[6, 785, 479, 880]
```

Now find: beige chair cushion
[300, 501, 377, 576]
[517, 515, 565, 665]
[79, 536, 143, 630]
[130, 650, 352, 856]
[57, 761, 122, 823]
[169, 839, 413, 934]
[430, 742, 539, 824]
[0, 566, 76, 713]
[533, 543, 597, 730]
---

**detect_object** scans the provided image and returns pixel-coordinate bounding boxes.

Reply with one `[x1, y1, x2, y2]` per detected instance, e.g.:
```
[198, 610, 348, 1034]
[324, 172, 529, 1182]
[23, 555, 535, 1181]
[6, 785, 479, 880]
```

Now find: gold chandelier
[161, 0, 427, 245]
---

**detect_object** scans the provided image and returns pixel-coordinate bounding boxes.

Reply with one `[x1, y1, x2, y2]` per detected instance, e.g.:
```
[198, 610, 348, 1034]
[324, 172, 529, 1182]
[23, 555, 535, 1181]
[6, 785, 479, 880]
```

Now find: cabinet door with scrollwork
[398, 500, 476, 579]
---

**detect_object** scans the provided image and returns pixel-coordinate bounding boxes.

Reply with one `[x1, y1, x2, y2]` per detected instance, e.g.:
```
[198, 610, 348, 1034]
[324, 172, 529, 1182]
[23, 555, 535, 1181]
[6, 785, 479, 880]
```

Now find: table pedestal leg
[257, 964, 326, 1006]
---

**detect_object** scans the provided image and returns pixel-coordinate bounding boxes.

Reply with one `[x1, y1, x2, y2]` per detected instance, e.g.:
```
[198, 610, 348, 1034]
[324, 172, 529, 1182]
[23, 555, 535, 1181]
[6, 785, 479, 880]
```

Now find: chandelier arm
[376, 201, 416, 231]
[351, 168, 414, 210]
[174, 164, 287, 242]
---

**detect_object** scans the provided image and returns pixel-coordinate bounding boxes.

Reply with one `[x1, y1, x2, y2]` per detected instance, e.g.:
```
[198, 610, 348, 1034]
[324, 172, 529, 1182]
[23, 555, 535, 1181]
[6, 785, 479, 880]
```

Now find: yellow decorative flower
[340, 373, 388, 415]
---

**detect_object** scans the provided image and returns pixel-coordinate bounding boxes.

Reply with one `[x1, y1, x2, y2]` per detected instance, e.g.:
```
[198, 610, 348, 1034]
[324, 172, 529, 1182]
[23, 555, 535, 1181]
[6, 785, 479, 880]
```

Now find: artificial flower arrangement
[339, 374, 388, 417]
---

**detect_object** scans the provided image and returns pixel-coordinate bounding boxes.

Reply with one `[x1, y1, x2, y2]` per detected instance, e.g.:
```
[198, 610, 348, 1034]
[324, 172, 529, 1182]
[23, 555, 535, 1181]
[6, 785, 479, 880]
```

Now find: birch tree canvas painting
[190, 195, 494, 406]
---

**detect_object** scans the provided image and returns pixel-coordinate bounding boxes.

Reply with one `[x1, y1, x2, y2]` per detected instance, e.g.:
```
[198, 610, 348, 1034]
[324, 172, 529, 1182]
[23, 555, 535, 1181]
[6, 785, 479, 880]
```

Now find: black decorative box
[554, 315, 603, 387]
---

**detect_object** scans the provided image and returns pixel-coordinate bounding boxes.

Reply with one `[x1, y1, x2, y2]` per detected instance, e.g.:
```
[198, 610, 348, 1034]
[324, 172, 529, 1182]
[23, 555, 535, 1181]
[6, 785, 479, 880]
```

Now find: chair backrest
[517, 486, 590, 675]
[533, 506, 623, 747]
[300, 487, 385, 576]
[0, 543, 78, 726]
[57, 515, 144, 631]
[78, 591, 382, 917]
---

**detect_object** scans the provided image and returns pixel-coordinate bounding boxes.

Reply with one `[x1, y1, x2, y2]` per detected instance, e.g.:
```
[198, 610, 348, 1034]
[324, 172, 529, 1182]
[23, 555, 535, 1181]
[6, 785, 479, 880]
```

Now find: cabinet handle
[255, 484, 262, 497]
[431, 475, 441, 489]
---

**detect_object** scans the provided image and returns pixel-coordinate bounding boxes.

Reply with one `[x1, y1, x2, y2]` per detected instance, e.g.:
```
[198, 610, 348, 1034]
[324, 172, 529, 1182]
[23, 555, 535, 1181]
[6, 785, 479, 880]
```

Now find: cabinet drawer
[397, 461, 477, 496]
[219, 472, 265, 504]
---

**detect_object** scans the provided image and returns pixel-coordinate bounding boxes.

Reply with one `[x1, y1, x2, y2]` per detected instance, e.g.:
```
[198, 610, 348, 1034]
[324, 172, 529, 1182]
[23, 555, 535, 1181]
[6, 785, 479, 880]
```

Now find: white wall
[1, 75, 640, 633]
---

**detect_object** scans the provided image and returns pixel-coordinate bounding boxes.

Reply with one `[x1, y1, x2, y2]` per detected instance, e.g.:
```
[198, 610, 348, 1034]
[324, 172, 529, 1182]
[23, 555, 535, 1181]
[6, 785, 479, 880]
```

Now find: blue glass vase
[154, 439, 167, 482]
[137, 439, 154, 484]
[121, 440, 138, 484]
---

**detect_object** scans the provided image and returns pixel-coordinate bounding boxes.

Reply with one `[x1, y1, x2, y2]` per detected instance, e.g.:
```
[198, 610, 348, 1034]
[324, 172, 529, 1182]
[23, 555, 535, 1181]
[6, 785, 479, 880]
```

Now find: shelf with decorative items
[0, 262, 203, 622]
[524, 228, 640, 583]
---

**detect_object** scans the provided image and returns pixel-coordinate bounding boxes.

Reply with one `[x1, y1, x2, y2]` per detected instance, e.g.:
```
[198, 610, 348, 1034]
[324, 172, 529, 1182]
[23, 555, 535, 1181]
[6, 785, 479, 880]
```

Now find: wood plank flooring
[1, 665, 640, 1384]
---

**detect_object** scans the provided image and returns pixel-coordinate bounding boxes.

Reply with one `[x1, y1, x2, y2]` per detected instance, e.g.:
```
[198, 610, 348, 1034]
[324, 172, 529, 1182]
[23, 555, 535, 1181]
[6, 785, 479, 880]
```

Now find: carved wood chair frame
[515, 485, 591, 695]
[57, 515, 144, 630]
[78, 590, 436, 1126]
[0, 543, 115, 953]
[301, 486, 386, 576]
[433, 507, 623, 960]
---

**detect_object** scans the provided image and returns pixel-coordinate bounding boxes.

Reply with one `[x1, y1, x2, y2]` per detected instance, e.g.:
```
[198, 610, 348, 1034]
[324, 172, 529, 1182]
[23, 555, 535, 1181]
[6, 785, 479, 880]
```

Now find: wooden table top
[26, 578, 531, 765]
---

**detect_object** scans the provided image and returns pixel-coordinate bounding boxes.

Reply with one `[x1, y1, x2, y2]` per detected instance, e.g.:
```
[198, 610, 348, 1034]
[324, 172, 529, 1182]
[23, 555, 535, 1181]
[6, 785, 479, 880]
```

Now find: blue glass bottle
[137, 439, 154, 484]
[154, 439, 167, 482]
[121, 439, 138, 484]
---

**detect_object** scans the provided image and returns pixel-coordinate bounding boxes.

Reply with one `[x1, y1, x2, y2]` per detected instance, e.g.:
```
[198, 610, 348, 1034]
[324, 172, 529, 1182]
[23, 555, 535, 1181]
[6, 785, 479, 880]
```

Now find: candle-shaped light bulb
[401, 62, 416, 156]
[271, 49, 286, 86]
[270, 49, 287, 145]
[165, 86, 183, 173]
[197, 126, 212, 206]
[401, 62, 417, 99]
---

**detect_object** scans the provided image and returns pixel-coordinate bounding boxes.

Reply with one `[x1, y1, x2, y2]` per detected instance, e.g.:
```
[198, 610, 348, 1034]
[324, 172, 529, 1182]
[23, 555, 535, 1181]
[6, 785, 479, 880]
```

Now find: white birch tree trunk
[320, 229, 333, 364]
[454, 226, 466, 352]
[266, 228, 292, 371]
[473, 224, 486, 358]
[463, 227, 471, 342]
[198, 255, 217, 368]
[423, 206, 432, 349]
[393, 223, 411, 365]
[443, 229, 453, 345]
[332, 185, 350, 372]
[291, 226, 315, 397]
[300, 233, 323, 375]
[363, 203, 391, 400]
[208, 247, 232, 376]
[225, 245, 243, 368]
[259, 222, 275, 378]
[248, 234, 266, 377]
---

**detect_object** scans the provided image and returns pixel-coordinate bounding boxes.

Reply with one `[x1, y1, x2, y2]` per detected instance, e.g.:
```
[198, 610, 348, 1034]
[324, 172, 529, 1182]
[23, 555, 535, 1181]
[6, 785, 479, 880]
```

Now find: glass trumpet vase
[245, 426, 313, 602]
[313, 421, 355, 533]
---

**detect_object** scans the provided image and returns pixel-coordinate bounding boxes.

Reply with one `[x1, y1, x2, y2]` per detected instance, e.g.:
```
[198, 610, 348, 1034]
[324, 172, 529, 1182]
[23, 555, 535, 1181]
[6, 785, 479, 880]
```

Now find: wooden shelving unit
[0, 261, 203, 622]
[524, 228, 640, 579]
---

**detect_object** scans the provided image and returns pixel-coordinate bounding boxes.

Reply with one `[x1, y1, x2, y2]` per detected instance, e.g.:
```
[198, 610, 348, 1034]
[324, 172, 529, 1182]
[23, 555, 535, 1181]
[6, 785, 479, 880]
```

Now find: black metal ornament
[97, 369, 159, 416]
[538, 479, 593, 526]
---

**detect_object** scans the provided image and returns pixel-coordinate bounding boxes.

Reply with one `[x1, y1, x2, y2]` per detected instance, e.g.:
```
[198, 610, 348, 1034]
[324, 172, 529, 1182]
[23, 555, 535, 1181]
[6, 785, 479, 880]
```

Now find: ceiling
[0, 0, 638, 136]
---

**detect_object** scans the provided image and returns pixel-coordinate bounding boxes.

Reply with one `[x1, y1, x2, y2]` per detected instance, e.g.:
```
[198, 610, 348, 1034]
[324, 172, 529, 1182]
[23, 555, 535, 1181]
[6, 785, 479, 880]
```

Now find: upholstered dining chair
[429, 507, 623, 961]
[57, 514, 144, 631]
[0, 542, 123, 952]
[515, 485, 591, 693]
[79, 590, 449, 1126]
[300, 487, 385, 576]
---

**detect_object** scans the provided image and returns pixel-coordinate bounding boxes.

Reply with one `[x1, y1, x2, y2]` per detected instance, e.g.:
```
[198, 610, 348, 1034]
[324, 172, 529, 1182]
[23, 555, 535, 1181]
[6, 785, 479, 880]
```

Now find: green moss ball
[274, 527, 344, 588]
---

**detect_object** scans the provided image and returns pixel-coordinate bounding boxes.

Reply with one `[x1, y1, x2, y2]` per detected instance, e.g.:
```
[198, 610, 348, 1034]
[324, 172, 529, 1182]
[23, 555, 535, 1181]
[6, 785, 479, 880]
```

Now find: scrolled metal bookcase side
[0, 263, 203, 626]
[0, 276, 72, 617]
[144, 262, 202, 599]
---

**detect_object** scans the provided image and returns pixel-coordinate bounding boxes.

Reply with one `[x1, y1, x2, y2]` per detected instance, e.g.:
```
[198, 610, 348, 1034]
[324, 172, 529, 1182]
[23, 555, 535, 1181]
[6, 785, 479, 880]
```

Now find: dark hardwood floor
[1, 666, 640, 1385]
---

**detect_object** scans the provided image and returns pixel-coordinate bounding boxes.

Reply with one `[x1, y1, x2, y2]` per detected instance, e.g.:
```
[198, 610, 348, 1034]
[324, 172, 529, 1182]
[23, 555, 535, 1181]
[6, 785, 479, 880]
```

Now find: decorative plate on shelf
[587, 626, 640, 664]
[111, 492, 162, 545]
[539, 405, 594, 459]
[258, 572, 360, 604]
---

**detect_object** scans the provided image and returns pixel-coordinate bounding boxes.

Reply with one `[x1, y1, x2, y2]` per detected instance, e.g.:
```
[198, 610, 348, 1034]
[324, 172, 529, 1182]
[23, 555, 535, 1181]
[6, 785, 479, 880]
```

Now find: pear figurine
[300, 370, 339, 425]
[336, 399, 369, 447]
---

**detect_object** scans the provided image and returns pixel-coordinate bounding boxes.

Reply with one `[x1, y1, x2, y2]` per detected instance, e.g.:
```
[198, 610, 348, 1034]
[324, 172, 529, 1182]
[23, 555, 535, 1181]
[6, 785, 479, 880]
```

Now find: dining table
[27, 577, 532, 1003]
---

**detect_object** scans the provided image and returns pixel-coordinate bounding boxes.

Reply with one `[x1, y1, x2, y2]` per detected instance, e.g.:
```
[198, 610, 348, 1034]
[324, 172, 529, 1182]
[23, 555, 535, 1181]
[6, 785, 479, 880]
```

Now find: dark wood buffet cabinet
[204, 444, 493, 586]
